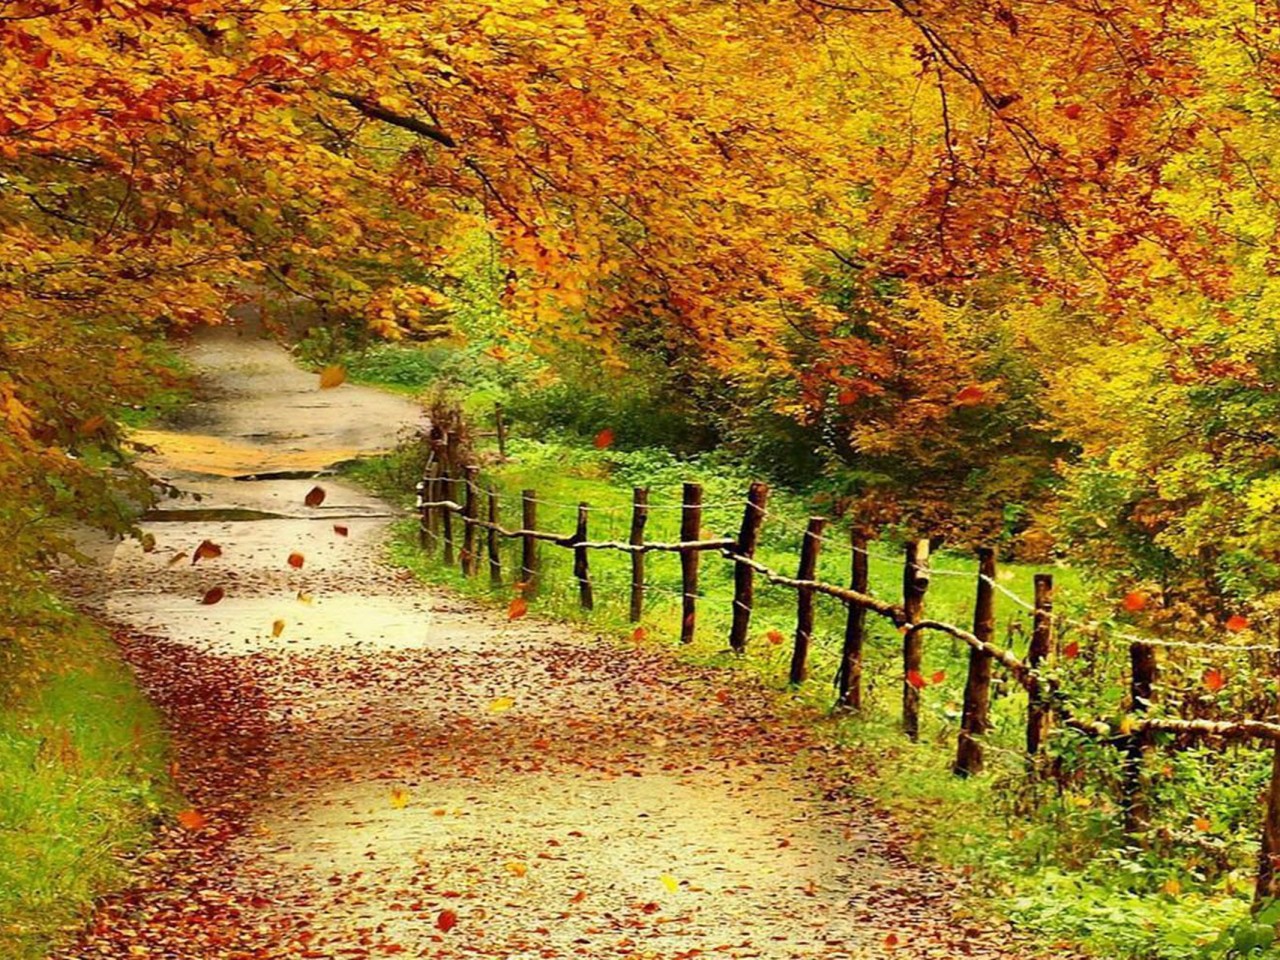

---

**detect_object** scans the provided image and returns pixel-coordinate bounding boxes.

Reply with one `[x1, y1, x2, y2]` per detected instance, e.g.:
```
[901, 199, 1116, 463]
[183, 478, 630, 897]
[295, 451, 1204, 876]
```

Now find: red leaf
[766, 629, 785, 645]
[569, 890, 586, 904]
[930, 670, 946, 685]
[953, 384, 988, 406]
[1226, 614, 1250, 633]
[1122, 590, 1148, 612]
[906, 670, 926, 690]
[1203, 668, 1226, 693]
[333, 524, 349, 537]
[884, 932, 900, 948]
[305, 486, 327, 508]
[593, 428, 615, 449]
[508, 597, 528, 620]
[632, 627, 647, 642]
[177, 809, 207, 831]
[192, 539, 222, 564]
[201, 587, 225, 605]
[1063, 103, 1083, 119]
[1063, 640, 1081, 659]
[435, 908, 457, 933]
[287, 552, 305, 569]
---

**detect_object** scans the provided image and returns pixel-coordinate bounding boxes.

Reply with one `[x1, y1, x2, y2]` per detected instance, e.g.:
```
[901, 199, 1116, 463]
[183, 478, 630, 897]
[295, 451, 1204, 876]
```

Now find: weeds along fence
[413, 436, 1280, 906]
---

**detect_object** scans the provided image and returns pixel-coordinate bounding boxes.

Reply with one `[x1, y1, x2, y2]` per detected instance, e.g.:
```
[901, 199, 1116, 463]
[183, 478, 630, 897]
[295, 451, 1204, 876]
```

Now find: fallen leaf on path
[390, 786, 410, 809]
[489, 696, 515, 713]
[333, 524, 349, 537]
[659, 874, 678, 893]
[318, 365, 346, 389]
[272, 619, 285, 638]
[436, 909, 457, 933]
[287, 552, 305, 569]
[192, 539, 222, 563]
[177, 809, 207, 831]
[168, 551, 187, 565]
[508, 597, 528, 620]
[505, 861, 527, 877]
[200, 587, 225, 605]
[305, 486, 326, 507]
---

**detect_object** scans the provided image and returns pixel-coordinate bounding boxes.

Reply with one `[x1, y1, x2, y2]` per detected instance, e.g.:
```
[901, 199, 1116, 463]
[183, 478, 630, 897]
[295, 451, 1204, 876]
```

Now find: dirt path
[58, 329, 1040, 960]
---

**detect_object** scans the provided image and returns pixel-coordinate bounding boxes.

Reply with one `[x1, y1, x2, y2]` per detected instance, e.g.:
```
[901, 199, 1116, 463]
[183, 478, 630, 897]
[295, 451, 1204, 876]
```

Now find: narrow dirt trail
[58, 330, 1041, 960]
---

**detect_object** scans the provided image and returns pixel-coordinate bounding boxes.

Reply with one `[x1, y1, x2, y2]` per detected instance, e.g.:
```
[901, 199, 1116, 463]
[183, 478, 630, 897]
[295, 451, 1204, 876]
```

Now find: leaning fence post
[416, 471, 430, 550]
[902, 538, 931, 741]
[789, 516, 826, 685]
[494, 403, 508, 459]
[1026, 574, 1055, 757]
[729, 482, 768, 653]
[1122, 640, 1157, 836]
[954, 547, 996, 777]
[487, 486, 502, 586]
[521, 489, 538, 597]
[679, 482, 703, 643]
[461, 465, 479, 576]
[837, 532, 870, 710]
[573, 502, 594, 610]
[629, 488, 649, 622]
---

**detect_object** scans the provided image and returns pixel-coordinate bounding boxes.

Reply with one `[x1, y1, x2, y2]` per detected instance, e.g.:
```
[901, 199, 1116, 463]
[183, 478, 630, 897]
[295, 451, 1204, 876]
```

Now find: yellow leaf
[272, 619, 285, 637]
[505, 860, 527, 877]
[659, 874, 679, 893]
[488, 696, 515, 713]
[390, 786, 410, 809]
[319, 365, 346, 389]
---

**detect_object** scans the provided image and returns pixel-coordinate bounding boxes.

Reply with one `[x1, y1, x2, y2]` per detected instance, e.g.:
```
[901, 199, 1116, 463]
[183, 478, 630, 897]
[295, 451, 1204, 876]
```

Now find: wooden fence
[413, 441, 1280, 906]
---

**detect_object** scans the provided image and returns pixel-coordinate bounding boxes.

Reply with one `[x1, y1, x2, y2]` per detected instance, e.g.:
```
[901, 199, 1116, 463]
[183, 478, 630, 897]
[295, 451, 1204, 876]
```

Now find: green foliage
[0, 611, 174, 959]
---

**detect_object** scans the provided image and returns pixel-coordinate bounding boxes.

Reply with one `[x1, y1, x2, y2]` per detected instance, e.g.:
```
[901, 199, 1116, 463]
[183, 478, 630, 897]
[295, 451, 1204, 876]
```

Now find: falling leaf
[505, 861, 528, 877]
[1118, 714, 1135, 735]
[1203, 668, 1226, 693]
[272, 619, 285, 638]
[930, 670, 946, 685]
[593, 427, 615, 449]
[1162, 877, 1182, 897]
[318, 365, 346, 389]
[436, 908, 457, 933]
[1194, 817, 1212, 832]
[177, 809, 207, 831]
[192, 539, 222, 564]
[1226, 614, 1250, 632]
[632, 627, 647, 642]
[333, 524, 349, 537]
[1063, 103, 1083, 119]
[1122, 590, 1148, 612]
[305, 485, 326, 507]
[640, 901, 660, 914]
[1063, 640, 1081, 659]
[508, 597, 528, 620]
[287, 551, 305, 569]
[659, 874, 679, 893]
[766, 629, 785, 645]
[390, 786, 410, 809]
[953, 384, 988, 406]
[489, 696, 515, 713]
[201, 587, 225, 605]
[906, 670, 926, 690]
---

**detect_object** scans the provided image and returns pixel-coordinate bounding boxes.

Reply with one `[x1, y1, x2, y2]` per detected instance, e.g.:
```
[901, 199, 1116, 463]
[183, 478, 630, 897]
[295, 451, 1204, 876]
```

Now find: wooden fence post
[1122, 640, 1157, 835]
[487, 487, 502, 586]
[680, 482, 702, 644]
[1026, 574, 1055, 757]
[954, 547, 996, 777]
[416, 473, 430, 550]
[1256, 742, 1280, 907]
[729, 482, 768, 653]
[494, 403, 508, 459]
[573, 502, 594, 610]
[836, 532, 869, 710]
[629, 488, 649, 622]
[789, 516, 826, 685]
[441, 472, 456, 567]
[902, 538, 931, 741]
[461, 465, 479, 577]
[521, 489, 538, 597]
[427, 459, 442, 550]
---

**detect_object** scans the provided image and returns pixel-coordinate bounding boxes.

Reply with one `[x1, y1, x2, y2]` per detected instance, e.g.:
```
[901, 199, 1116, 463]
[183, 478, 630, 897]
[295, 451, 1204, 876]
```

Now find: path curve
[58, 328, 1041, 960]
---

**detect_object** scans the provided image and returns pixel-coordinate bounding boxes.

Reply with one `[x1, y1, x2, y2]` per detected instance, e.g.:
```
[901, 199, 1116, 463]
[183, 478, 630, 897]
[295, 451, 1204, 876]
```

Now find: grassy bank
[0, 606, 173, 959]
[333, 338, 1276, 960]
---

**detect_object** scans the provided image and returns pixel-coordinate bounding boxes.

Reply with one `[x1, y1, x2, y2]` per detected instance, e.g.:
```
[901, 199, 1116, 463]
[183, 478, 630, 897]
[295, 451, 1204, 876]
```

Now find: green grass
[0, 612, 174, 959]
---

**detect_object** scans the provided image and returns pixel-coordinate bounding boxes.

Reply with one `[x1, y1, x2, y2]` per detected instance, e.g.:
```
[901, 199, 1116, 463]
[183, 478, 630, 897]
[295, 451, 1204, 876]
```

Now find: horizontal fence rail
[412, 445, 1280, 906]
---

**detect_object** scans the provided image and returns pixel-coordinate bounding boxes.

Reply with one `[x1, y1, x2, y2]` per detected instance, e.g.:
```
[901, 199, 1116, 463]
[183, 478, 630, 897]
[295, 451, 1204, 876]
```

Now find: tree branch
[329, 92, 457, 148]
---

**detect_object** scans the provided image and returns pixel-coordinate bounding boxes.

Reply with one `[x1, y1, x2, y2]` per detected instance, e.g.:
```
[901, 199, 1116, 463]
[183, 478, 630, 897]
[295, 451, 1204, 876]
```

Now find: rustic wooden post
[445, 430, 460, 477]
[441, 473, 456, 567]
[789, 517, 827, 685]
[427, 459, 443, 550]
[494, 403, 508, 459]
[573, 502, 594, 610]
[1255, 742, 1280, 907]
[628, 487, 649, 622]
[486, 487, 502, 586]
[1026, 574, 1055, 757]
[902, 538, 931, 741]
[460, 465, 479, 577]
[520, 489, 538, 597]
[729, 482, 768, 653]
[954, 548, 996, 777]
[679, 482, 702, 644]
[1122, 640, 1157, 835]
[416, 473, 430, 550]
[836, 532, 869, 710]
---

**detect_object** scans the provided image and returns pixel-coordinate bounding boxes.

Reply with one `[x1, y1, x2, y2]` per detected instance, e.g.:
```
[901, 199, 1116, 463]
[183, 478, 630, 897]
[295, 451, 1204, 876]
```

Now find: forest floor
[54, 328, 1051, 960]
